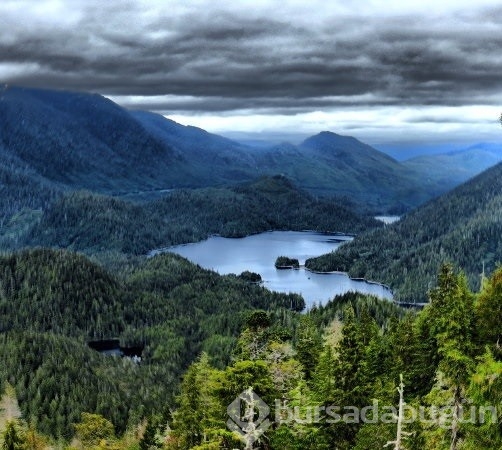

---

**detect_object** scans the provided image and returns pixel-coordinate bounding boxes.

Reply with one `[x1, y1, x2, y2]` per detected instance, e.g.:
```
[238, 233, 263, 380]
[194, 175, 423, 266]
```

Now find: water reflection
[161, 231, 393, 308]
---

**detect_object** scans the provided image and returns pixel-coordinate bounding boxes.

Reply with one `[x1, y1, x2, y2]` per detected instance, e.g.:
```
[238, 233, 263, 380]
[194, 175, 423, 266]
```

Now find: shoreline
[304, 267, 393, 293]
[148, 229, 356, 258]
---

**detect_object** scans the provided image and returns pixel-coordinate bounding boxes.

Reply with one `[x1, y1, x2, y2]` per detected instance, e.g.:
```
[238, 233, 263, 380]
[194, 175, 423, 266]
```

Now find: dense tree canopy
[306, 162, 502, 302]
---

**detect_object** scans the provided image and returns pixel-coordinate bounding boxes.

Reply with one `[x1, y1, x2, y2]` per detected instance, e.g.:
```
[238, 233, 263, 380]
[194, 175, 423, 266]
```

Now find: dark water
[159, 231, 393, 308]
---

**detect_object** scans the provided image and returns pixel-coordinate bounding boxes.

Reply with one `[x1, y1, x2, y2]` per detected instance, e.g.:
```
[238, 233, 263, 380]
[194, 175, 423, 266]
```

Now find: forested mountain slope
[131, 110, 258, 185]
[0, 151, 58, 220]
[2, 257, 501, 448]
[0, 248, 304, 439]
[0, 85, 458, 214]
[0, 85, 182, 193]
[253, 131, 441, 211]
[403, 142, 502, 191]
[22, 176, 381, 256]
[306, 162, 502, 302]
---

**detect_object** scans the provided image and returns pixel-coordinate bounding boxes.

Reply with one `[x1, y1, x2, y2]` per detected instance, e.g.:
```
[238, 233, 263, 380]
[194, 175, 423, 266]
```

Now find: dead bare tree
[384, 374, 411, 450]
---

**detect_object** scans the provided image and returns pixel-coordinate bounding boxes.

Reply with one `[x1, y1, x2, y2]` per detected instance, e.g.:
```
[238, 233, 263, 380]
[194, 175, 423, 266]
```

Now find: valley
[2, 85, 496, 221]
[0, 85, 501, 450]
[3, 1, 502, 447]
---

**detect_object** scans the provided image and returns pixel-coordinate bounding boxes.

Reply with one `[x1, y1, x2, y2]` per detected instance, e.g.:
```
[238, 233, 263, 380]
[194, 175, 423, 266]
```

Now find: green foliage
[19, 176, 381, 257]
[294, 316, 322, 380]
[384, 314, 438, 398]
[475, 266, 502, 355]
[74, 413, 116, 448]
[169, 354, 222, 449]
[1, 420, 24, 450]
[244, 311, 271, 331]
[275, 256, 300, 269]
[308, 291, 408, 330]
[311, 345, 337, 403]
[306, 162, 502, 302]
[0, 332, 134, 438]
[426, 264, 476, 385]
[238, 271, 262, 283]
[0, 248, 302, 441]
[0, 249, 126, 338]
[0, 245, 501, 448]
[138, 416, 163, 450]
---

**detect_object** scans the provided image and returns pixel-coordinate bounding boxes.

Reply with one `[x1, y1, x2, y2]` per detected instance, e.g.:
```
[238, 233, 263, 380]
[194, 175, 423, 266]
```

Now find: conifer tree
[169, 353, 221, 449]
[311, 345, 337, 403]
[2, 420, 25, 450]
[139, 416, 162, 450]
[325, 306, 380, 448]
[475, 267, 502, 356]
[295, 316, 322, 380]
[424, 264, 476, 450]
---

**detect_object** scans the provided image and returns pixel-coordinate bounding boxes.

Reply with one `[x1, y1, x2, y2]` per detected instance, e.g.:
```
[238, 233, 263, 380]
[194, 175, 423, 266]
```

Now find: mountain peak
[300, 130, 397, 162]
[300, 130, 367, 150]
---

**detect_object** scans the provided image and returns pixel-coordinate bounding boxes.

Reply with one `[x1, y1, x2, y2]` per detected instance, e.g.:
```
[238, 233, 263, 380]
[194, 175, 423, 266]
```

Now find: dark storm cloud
[1, 1, 502, 117]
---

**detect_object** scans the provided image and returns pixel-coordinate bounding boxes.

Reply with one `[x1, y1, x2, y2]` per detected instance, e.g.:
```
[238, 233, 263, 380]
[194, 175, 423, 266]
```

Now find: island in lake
[275, 256, 300, 269]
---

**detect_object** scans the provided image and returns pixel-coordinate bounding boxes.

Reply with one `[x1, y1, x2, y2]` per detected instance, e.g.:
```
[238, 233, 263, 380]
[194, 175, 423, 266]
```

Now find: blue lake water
[155, 231, 393, 308]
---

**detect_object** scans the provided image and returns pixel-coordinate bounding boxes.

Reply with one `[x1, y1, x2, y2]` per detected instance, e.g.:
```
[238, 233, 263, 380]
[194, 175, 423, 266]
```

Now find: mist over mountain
[403, 142, 502, 190]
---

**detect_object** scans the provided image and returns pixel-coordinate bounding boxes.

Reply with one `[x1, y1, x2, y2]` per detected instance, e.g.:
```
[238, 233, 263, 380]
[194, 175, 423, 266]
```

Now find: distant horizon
[210, 130, 502, 161]
[3, 82, 502, 160]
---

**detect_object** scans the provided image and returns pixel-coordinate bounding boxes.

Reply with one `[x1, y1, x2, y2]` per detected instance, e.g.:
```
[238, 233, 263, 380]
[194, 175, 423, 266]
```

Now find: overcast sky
[1, 0, 502, 148]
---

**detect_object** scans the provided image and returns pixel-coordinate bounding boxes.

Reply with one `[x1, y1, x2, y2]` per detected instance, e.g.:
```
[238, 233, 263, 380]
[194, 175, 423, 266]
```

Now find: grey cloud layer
[2, 2, 502, 115]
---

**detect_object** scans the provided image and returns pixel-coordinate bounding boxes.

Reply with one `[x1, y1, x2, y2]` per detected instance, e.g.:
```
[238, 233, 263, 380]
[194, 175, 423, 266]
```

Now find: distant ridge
[403, 142, 502, 190]
[0, 84, 484, 219]
[23, 175, 381, 256]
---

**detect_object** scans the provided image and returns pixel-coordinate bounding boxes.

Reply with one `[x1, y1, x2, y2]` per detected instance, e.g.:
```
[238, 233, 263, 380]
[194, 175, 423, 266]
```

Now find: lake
[154, 231, 393, 308]
[375, 215, 401, 224]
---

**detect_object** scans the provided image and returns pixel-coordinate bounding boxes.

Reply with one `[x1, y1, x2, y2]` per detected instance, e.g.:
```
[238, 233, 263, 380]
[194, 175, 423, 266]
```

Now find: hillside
[0, 85, 182, 193]
[22, 175, 381, 256]
[131, 111, 258, 185]
[403, 143, 502, 190]
[132, 111, 446, 211]
[305, 162, 502, 302]
[0, 151, 58, 219]
[1, 249, 501, 448]
[0, 248, 304, 438]
[302, 132, 435, 206]
[0, 85, 451, 216]
[253, 132, 442, 211]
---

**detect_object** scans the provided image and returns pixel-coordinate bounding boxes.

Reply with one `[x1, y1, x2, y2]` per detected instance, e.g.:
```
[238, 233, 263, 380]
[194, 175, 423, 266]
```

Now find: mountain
[0, 85, 447, 216]
[0, 148, 58, 218]
[403, 143, 502, 190]
[0, 85, 181, 193]
[0, 86, 263, 206]
[305, 161, 502, 302]
[132, 111, 444, 210]
[131, 111, 258, 184]
[22, 175, 381, 256]
[253, 132, 443, 211]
